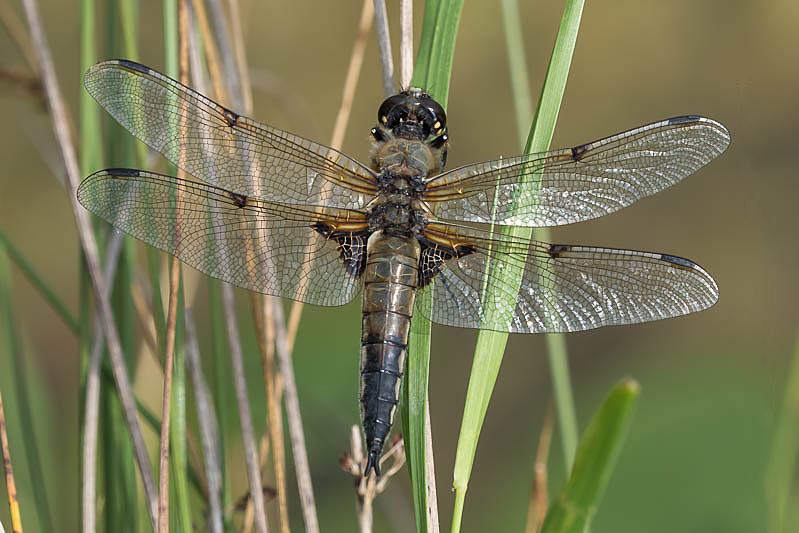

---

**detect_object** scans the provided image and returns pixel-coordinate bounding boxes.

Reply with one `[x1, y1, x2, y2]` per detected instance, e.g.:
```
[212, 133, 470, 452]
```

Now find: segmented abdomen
[360, 231, 420, 475]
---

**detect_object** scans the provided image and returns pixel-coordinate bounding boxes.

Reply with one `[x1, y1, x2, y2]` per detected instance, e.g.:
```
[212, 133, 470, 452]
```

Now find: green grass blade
[765, 330, 799, 533]
[540, 379, 639, 533]
[171, 282, 192, 532]
[0, 231, 55, 532]
[452, 1, 584, 529]
[161, 0, 192, 528]
[401, 2, 464, 531]
[0, 230, 79, 335]
[517, 0, 583, 472]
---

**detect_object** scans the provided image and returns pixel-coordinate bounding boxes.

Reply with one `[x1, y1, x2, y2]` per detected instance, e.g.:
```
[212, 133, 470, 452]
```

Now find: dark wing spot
[660, 253, 696, 270]
[667, 115, 701, 125]
[311, 223, 370, 278]
[220, 106, 240, 126]
[571, 143, 591, 160]
[548, 243, 571, 258]
[117, 59, 151, 74]
[417, 240, 476, 287]
[230, 192, 248, 207]
[107, 168, 141, 177]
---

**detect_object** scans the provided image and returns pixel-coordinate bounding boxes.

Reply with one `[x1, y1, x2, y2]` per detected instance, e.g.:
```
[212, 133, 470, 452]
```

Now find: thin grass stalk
[0, 245, 53, 533]
[399, 3, 464, 531]
[20, 0, 159, 527]
[399, 0, 412, 89]
[247, 295, 288, 533]
[82, 229, 123, 533]
[205, 0, 238, 102]
[500, 0, 577, 471]
[372, 0, 395, 94]
[0, 0, 37, 72]
[222, 284, 269, 533]
[272, 298, 319, 533]
[0, 231, 79, 335]
[286, 0, 373, 349]
[103, 5, 142, 528]
[194, 12, 272, 531]
[0, 390, 23, 533]
[184, 307, 224, 533]
[524, 405, 554, 533]
[78, 0, 102, 528]
[189, 0, 228, 104]
[203, 5, 271, 530]
[226, 0, 252, 112]
[451, 3, 584, 530]
[157, 0, 180, 529]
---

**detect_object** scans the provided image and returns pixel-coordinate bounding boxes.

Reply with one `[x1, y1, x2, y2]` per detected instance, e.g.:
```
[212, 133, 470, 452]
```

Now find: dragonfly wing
[424, 116, 729, 227]
[415, 222, 718, 333]
[84, 60, 378, 209]
[78, 169, 369, 306]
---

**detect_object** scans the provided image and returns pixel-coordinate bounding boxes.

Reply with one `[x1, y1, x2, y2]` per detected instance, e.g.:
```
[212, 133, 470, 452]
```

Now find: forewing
[416, 223, 718, 333]
[77, 169, 368, 306]
[84, 60, 378, 208]
[424, 116, 729, 227]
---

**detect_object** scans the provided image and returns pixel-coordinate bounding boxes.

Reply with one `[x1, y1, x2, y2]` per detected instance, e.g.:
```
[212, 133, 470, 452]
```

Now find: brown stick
[157, 0, 190, 529]
[0, 390, 23, 533]
[525, 404, 554, 533]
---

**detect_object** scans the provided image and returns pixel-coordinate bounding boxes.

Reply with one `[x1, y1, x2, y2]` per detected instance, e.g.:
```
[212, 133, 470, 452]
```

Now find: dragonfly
[77, 59, 729, 476]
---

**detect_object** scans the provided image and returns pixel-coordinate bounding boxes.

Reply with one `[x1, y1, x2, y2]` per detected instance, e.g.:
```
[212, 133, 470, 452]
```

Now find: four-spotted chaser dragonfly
[77, 59, 729, 475]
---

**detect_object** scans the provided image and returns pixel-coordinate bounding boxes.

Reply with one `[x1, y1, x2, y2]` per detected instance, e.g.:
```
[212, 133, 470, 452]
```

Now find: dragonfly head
[376, 88, 448, 143]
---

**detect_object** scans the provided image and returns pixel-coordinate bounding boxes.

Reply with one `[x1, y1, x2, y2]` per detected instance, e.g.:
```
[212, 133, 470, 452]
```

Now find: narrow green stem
[0, 229, 79, 335]
[501, 0, 579, 469]
[452, 2, 585, 530]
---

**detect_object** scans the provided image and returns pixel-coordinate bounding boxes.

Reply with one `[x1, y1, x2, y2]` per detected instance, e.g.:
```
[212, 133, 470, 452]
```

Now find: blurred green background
[0, 0, 796, 531]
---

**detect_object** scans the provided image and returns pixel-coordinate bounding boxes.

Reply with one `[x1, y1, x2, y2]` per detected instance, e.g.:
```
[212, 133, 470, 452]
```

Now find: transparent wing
[77, 168, 368, 306]
[416, 222, 718, 333]
[84, 59, 378, 209]
[424, 116, 729, 227]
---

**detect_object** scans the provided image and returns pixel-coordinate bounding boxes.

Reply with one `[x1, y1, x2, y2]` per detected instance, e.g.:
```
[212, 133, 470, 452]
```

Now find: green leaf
[401, 2, 464, 532]
[452, 3, 585, 531]
[540, 379, 640, 533]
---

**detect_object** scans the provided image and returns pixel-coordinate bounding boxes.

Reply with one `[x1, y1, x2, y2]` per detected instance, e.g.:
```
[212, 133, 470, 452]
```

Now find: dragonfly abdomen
[360, 231, 421, 476]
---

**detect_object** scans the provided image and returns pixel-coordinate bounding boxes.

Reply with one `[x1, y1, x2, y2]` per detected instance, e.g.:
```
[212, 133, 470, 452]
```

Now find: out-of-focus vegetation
[0, 1, 796, 531]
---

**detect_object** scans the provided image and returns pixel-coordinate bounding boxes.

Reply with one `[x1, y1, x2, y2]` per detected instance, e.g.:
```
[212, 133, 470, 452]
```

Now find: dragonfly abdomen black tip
[364, 450, 382, 477]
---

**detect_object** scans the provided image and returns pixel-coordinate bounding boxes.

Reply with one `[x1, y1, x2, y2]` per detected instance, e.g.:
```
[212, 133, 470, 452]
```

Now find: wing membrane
[416, 222, 718, 333]
[77, 169, 367, 306]
[424, 116, 729, 227]
[84, 59, 378, 209]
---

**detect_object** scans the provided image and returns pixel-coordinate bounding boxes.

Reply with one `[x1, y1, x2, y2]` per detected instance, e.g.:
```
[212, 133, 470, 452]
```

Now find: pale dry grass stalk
[190, 0, 229, 105]
[82, 229, 123, 533]
[0, 0, 37, 72]
[341, 427, 407, 533]
[285, 0, 374, 347]
[399, 0, 413, 88]
[222, 284, 269, 533]
[20, 0, 159, 527]
[184, 307, 224, 533]
[0, 390, 23, 533]
[188, 4, 270, 528]
[244, 294, 288, 533]
[156, 2, 191, 530]
[525, 405, 554, 533]
[372, 0, 395, 95]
